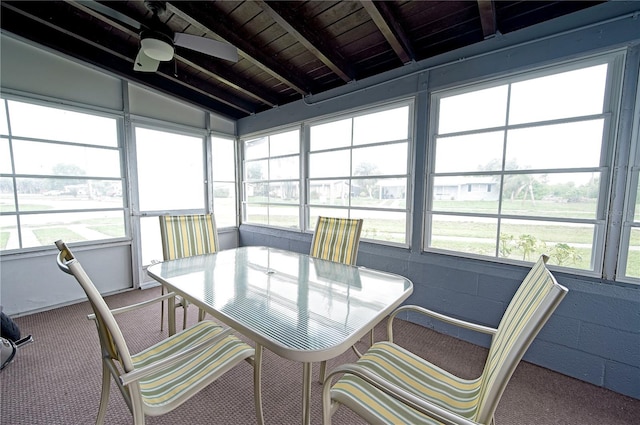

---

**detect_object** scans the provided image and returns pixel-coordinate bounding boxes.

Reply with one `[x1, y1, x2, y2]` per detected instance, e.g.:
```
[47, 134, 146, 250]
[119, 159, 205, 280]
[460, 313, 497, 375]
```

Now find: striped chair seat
[133, 321, 254, 412]
[331, 341, 482, 425]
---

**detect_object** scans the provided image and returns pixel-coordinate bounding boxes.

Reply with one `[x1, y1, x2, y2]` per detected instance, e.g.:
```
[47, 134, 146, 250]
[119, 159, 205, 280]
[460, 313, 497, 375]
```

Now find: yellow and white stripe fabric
[331, 341, 481, 424]
[159, 214, 219, 261]
[329, 255, 565, 424]
[475, 255, 555, 415]
[310, 216, 363, 266]
[133, 321, 253, 411]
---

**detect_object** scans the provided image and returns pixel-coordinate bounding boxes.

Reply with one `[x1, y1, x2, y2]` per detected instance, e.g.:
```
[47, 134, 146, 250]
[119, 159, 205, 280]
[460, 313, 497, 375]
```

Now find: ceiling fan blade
[173, 33, 239, 63]
[76, 0, 142, 30]
[133, 49, 160, 72]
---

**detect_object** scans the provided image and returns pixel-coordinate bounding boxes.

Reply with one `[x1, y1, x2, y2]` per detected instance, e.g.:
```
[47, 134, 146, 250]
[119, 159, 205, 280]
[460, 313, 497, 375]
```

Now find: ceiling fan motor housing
[139, 0, 174, 61]
[140, 29, 174, 61]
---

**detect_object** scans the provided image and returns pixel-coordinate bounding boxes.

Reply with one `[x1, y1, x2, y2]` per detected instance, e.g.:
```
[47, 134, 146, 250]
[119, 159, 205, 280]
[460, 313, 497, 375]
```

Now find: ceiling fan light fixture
[140, 31, 174, 61]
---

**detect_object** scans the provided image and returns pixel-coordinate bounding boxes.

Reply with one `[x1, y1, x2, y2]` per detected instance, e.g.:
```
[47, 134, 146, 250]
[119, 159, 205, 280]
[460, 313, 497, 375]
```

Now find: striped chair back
[474, 255, 568, 423]
[159, 214, 219, 260]
[310, 216, 363, 266]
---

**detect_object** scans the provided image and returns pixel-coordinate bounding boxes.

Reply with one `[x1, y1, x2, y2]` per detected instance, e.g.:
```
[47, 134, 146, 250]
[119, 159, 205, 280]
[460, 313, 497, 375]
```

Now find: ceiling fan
[81, 0, 238, 72]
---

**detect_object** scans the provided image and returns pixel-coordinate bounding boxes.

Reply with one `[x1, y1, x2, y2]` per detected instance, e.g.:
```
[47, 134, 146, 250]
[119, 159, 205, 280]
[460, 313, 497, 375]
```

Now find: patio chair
[310, 216, 364, 382]
[159, 214, 219, 332]
[322, 255, 568, 425]
[55, 240, 263, 425]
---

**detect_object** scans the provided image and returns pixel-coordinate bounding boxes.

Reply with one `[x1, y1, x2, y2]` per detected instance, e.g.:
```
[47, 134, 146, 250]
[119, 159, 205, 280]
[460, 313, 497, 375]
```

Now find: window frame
[240, 126, 303, 230]
[210, 132, 239, 229]
[0, 95, 127, 254]
[304, 99, 415, 247]
[424, 51, 627, 277]
[617, 69, 640, 283]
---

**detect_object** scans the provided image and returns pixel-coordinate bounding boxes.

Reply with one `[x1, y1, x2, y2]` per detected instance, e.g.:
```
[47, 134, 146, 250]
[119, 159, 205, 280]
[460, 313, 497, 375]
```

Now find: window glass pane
[267, 205, 298, 228]
[0, 102, 8, 135]
[501, 172, 599, 219]
[13, 140, 120, 177]
[19, 210, 125, 248]
[0, 215, 18, 250]
[211, 136, 235, 181]
[16, 178, 123, 210]
[352, 142, 407, 175]
[351, 209, 406, 243]
[0, 178, 15, 213]
[268, 182, 299, 204]
[430, 215, 498, 255]
[244, 136, 268, 160]
[136, 128, 204, 211]
[353, 106, 409, 145]
[245, 182, 267, 203]
[351, 178, 407, 209]
[0, 139, 12, 174]
[140, 216, 163, 265]
[270, 156, 299, 179]
[509, 64, 607, 125]
[309, 150, 350, 178]
[270, 130, 299, 156]
[245, 204, 268, 225]
[309, 208, 349, 229]
[438, 86, 508, 133]
[309, 180, 351, 206]
[634, 178, 640, 222]
[245, 159, 268, 181]
[213, 182, 236, 227]
[310, 119, 351, 151]
[432, 176, 500, 213]
[506, 120, 603, 169]
[435, 132, 504, 173]
[626, 227, 640, 278]
[500, 219, 593, 269]
[7, 100, 117, 147]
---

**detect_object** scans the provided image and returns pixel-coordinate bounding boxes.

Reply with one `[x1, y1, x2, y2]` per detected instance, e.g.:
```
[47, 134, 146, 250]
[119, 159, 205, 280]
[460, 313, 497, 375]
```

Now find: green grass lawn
[87, 225, 125, 237]
[32, 228, 85, 245]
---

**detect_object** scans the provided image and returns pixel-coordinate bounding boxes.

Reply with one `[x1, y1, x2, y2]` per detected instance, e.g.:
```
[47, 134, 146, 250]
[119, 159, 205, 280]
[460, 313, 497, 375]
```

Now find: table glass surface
[147, 246, 413, 360]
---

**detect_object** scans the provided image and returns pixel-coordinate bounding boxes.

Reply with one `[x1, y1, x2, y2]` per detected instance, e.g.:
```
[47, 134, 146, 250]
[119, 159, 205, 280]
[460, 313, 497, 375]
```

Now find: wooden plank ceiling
[0, 1, 604, 119]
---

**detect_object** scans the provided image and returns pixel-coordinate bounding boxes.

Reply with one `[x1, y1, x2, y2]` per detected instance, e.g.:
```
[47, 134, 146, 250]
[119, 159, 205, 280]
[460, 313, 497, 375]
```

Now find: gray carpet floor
[1, 286, 638, 424]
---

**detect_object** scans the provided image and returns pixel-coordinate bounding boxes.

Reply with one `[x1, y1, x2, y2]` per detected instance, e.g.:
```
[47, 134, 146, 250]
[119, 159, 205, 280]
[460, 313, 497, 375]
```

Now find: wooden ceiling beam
[166, 1, 311, 96]
[255, 0, 354, 82]
[360, 0, 414, 64]
[477, 0, 498, 39]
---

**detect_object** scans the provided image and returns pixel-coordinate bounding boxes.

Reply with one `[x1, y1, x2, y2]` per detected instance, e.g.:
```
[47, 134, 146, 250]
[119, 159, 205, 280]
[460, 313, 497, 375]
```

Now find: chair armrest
[119, 327, 233, 386]
[388, 305, 496, 342]
[324, 363, 480, 425]
[87, 292, 177, 321]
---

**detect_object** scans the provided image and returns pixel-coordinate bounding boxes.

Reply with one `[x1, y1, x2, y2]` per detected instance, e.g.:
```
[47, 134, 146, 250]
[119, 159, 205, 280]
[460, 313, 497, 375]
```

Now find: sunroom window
[242, 128, 301, 229]
[426, 54, 623, 272]
[307, 102, 412, 245]
[0, 98, 125, 251]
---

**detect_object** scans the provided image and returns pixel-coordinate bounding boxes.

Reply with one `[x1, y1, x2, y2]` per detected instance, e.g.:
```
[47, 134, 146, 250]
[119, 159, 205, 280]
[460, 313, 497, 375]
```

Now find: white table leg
[254, 343, 265, 425]
[302, 362, 312, 425]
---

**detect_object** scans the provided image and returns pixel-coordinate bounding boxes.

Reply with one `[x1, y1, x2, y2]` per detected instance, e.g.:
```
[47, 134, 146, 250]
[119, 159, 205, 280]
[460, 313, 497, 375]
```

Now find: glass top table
[147, 246, 413, 424]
